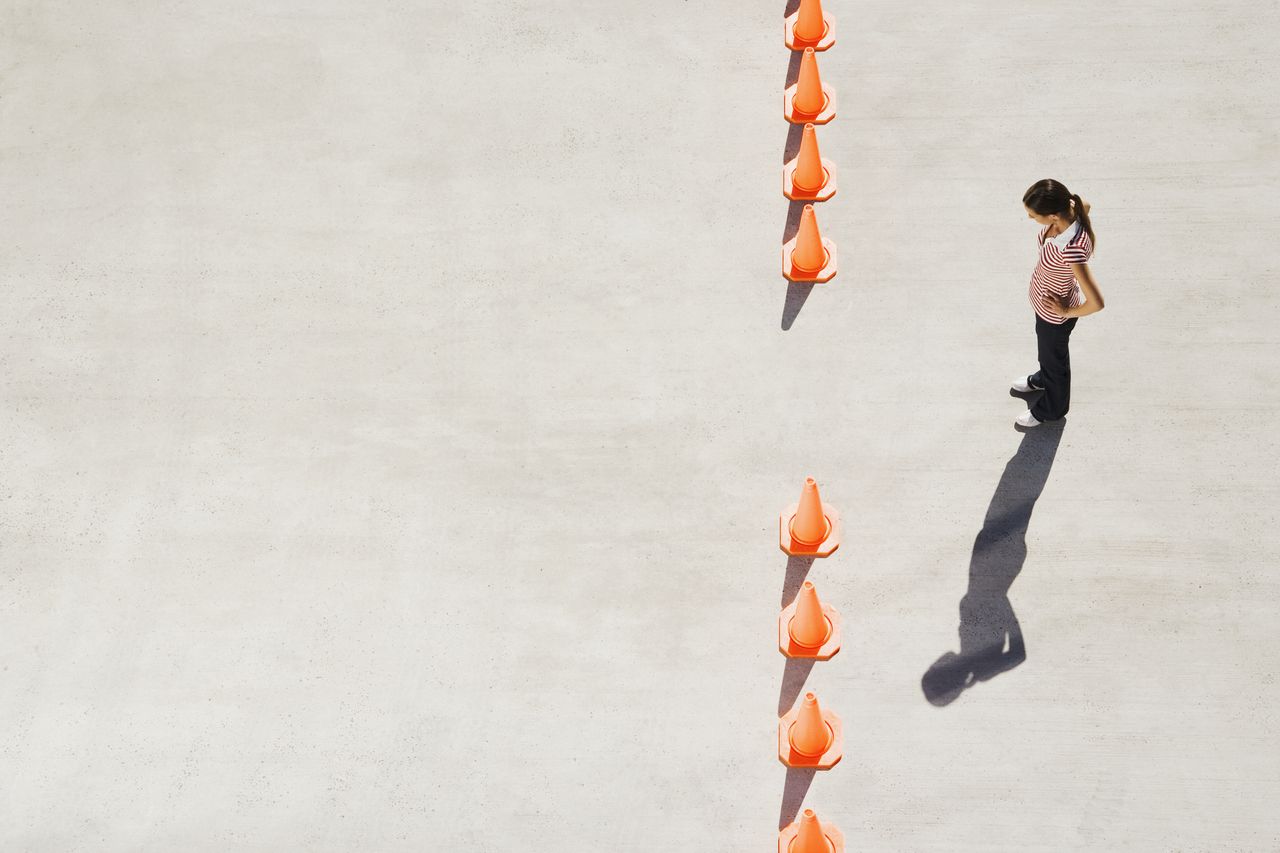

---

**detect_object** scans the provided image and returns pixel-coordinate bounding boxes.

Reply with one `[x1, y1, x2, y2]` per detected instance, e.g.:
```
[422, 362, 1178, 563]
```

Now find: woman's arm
[1060, 262, 1105, 318]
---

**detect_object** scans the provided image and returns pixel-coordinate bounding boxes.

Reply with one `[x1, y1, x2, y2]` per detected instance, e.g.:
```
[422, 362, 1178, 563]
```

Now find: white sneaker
[1011, 374, 1045, 393]
[1015, 409, 1042, 428]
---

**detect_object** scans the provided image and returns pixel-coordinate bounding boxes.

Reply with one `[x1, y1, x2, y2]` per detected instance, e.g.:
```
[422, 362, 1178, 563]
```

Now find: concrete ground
[2, 1, 1278, 850]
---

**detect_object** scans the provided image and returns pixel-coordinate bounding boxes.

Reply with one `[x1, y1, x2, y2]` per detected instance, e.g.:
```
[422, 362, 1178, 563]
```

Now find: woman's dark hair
[1023, 178, 1096, 249]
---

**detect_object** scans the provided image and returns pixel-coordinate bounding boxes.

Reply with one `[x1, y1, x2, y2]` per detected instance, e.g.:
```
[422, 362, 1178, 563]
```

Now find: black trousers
[1029, 314, 1078, 421]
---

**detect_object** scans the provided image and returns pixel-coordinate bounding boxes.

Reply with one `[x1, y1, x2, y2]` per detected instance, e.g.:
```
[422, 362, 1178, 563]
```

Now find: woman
[1011, 179, 1106, 428]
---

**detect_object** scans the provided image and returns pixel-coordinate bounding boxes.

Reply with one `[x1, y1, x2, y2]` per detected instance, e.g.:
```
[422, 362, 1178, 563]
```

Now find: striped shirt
[1029, 218, 1092, 324]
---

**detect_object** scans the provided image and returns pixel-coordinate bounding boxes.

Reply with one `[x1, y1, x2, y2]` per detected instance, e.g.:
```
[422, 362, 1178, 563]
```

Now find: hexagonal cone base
[779, 505, 842, 556]
[784, 12, 836, 51]
[778, 603, 841, 660]
[784, 84, 836, 124]
[778, 821, 845, 853]
[783, 158, 837, 202]
[781, 238, 837, 284]
[778, 707, 843, 769]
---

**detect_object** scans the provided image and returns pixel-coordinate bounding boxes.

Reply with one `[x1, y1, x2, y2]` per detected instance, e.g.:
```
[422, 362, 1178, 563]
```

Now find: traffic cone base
[784, 10, 836, 51]
[778, 702, 843, 769]
[778, 812, 845, 853]
[784, 157, 837, 202]
[781, 238, 838, 283]
[784, 83, 837, 124]
[779, 504, 842, 555]
[779, 601, 841, 660]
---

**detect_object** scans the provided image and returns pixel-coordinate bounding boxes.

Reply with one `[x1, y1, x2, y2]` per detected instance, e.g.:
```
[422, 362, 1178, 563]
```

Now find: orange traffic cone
[785, 0, 836, 51]
[779, 580, 841, 659]
[779, 808, 846, 853]
[781, 205, 837, 283]
[778, 691, 843, 769]
[779, 477, 842, 556]
[785, 48, 836, 124]
[784, 123, 837, 202]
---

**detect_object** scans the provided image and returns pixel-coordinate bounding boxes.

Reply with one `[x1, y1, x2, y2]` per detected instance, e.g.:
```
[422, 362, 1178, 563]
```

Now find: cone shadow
[784, 0, 802, 17]
[781, 199, 806, 244]
[785, 49, 802, 88]
[777, 657, 817, 716]
[782, 281, 815, 330]
[780, 555, 815, 607]
[922, 421, 1067, 706]
[778, 767, 817, 830]
[783, 121, 804, 163]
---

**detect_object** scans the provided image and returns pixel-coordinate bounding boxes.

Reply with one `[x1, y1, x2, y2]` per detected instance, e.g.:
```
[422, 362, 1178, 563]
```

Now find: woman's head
[1023, 178, 1096, 247]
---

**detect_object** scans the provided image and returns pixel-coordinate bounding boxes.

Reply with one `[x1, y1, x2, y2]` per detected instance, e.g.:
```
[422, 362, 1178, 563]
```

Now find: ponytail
[1070, 192, 1097, 249]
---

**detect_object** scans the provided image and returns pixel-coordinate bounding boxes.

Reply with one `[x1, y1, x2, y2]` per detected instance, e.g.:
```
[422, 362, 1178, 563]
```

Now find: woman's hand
[1061, 263, 1105, 318]
[1059, 294, 1102, 319]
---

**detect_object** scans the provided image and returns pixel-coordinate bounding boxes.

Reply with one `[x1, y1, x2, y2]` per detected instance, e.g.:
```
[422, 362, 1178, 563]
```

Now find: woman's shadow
[922, 415, 1066, 705]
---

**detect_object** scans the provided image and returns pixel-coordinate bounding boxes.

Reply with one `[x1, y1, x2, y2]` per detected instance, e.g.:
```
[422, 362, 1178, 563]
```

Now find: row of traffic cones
[777, 478, 845, 852]
[777, 5, 843, 849]
[782, 0, 838, 285]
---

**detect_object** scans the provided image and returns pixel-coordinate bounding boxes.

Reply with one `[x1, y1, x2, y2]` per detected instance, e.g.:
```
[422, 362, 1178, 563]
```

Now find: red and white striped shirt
[1029, 218, 1092, 324]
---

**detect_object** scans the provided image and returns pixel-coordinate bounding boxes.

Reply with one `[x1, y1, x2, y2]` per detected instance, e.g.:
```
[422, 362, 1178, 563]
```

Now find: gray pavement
[2, 1, 1279, 850]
